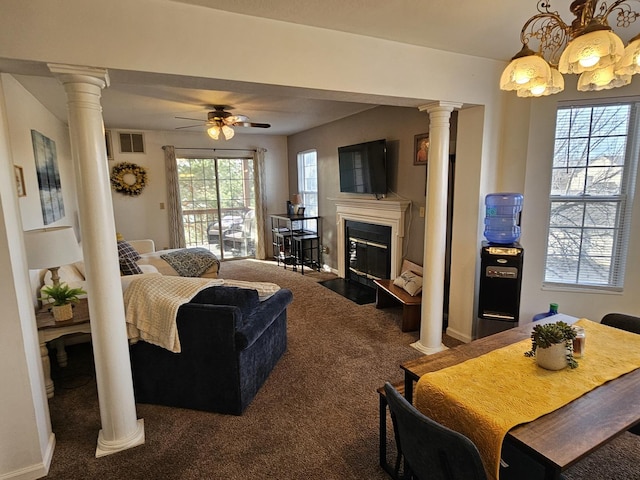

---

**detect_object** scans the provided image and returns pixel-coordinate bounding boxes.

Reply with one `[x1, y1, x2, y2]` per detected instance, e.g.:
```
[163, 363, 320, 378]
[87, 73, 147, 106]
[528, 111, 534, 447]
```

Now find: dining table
[400, 315, 640, 480]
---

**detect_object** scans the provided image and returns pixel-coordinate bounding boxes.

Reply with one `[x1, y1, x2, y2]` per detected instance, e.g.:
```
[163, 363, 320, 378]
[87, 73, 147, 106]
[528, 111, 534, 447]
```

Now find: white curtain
[253, 148, 268, 259]
[162, 145, 186, 248]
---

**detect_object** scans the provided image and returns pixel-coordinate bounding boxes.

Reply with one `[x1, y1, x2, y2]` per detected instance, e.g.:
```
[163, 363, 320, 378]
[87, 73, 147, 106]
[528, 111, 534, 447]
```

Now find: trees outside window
[544, 103, 639, 290]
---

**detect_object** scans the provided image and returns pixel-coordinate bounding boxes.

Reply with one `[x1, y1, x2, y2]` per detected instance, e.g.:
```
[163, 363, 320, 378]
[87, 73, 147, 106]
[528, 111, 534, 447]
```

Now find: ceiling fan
[175, 106, 271, 140]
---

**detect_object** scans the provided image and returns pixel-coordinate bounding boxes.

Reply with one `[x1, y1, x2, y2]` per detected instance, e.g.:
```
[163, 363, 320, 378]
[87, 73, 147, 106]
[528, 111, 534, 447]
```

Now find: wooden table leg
[39, 340, 54, 398]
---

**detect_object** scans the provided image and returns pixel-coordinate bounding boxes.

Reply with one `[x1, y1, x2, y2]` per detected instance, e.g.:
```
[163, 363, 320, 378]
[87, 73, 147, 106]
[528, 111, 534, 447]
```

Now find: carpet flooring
[44, 259, 640, 479]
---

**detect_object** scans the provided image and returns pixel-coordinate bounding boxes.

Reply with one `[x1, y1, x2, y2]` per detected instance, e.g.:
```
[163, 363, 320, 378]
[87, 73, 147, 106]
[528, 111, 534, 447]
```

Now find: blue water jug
[484, 193, 523, 244]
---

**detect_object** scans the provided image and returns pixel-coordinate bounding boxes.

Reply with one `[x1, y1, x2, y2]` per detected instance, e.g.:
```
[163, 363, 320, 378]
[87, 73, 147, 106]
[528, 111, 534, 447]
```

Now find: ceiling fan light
[221, 125, 235, 140]
[559, 29, 625, 74]
[577, 65, 631, 91]
[207, 125, 221, 140]
[499, 52, 552, 91]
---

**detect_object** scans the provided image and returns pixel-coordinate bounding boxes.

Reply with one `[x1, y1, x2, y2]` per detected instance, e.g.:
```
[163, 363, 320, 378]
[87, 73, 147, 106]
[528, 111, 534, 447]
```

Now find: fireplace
[346, 220, 391, 288]
[333, 197, 410, 282]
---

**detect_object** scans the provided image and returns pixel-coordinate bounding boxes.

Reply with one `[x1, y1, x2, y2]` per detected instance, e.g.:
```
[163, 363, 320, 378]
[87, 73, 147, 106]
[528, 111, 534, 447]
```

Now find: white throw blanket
[124, 275, 281, 353]
[125, 276, 224, 352]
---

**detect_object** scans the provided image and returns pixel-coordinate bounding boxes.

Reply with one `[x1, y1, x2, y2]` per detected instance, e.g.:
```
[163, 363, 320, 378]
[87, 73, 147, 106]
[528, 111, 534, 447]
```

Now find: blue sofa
[129, 285, 293, 415]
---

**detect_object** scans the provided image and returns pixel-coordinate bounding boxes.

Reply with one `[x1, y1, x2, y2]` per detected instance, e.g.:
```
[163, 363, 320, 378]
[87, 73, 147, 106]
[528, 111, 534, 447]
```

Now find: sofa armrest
[128, 239, 155, 254]
[235, 288, 293, 349]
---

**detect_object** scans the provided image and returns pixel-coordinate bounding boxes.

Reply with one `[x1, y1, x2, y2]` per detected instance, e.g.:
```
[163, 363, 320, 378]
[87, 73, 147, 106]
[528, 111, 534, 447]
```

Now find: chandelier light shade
[558, 28, 625, 73]
[578, 64, 632, 90]
[500, 1, 640, 97]
[517, 67, 566, 97]
[616, 33, 640, 74]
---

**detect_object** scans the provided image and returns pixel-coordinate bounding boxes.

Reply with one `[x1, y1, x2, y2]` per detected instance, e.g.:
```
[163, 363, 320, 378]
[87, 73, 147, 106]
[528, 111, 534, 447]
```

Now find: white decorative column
[49, 64, 144, 457]
[411, 101, 462, 355]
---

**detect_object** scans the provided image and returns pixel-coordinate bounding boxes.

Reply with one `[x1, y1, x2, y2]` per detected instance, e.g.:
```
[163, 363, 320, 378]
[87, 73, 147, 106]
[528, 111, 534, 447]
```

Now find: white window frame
[543, 101, 639, 291]
[297, 149, 318, 225]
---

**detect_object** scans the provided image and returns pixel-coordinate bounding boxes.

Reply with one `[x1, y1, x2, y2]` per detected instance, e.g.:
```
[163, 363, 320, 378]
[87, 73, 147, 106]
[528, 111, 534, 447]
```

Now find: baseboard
[445, 326, 471, 343]
[0, 432, 55, 480]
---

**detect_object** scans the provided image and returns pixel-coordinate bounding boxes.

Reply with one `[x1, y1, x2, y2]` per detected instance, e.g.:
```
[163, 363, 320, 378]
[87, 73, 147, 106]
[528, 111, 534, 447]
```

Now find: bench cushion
[393, 270, 423, 296]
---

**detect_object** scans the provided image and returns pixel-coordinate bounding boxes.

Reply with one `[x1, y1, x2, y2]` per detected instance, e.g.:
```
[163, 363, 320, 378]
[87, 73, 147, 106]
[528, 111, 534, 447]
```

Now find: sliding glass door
[177, 157, 256, 260]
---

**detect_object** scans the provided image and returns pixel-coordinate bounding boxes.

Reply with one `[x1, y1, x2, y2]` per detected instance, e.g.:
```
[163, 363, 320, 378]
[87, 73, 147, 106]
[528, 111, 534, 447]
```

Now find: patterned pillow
[117, 240, 141, 261]
[117, 240, 142, 275]
[120, 257, 143, 276]
[393, 270, 423, 297]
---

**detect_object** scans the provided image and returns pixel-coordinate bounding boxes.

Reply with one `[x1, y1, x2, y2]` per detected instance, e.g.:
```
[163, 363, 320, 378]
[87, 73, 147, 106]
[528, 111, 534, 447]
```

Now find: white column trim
[411, 102, 462, 355]
[49, 64, 144, 457]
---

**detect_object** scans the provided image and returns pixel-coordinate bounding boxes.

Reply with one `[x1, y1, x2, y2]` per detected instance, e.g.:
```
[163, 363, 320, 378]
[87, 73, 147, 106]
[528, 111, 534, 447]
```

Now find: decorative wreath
[111, 162, 147, 196]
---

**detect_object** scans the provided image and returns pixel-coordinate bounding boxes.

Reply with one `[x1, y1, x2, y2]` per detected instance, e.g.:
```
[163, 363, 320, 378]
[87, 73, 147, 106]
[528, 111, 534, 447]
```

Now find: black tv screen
[338, 139, 387, 194]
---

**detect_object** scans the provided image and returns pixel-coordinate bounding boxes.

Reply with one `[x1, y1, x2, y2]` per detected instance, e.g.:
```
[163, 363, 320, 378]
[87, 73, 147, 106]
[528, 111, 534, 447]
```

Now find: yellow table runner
[414, 319, 640, 480]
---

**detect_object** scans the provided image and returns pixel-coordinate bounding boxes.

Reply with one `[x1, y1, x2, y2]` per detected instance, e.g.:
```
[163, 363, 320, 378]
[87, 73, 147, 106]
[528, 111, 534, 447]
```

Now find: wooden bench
[374, 260, 422, 332]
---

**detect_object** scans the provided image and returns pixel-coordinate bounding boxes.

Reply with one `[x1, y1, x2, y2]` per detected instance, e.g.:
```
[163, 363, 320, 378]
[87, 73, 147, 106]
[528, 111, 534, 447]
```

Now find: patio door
[177, 157, 256, 260]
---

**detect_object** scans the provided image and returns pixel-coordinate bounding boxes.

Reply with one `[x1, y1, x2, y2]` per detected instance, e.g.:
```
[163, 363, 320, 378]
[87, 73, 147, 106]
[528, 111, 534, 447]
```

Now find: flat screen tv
[338, 139, 387, 194]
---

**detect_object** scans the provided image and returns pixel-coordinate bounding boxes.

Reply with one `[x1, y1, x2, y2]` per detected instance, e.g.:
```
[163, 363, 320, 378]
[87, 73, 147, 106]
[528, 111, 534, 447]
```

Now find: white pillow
[393, 270, 423, 297]
[43, 264, 85, 286]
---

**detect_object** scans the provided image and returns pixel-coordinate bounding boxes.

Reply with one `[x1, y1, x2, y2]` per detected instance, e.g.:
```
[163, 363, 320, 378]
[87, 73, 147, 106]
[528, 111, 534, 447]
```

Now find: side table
[36, 298, 91, 398]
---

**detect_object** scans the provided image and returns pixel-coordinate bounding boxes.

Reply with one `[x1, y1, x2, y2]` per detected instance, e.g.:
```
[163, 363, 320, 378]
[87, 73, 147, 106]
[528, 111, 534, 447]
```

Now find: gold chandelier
[500, 0, 640, 97]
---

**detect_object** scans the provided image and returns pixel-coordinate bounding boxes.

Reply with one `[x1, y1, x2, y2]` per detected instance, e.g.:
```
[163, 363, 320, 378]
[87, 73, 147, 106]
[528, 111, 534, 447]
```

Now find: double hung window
[544, 103, 639, 290]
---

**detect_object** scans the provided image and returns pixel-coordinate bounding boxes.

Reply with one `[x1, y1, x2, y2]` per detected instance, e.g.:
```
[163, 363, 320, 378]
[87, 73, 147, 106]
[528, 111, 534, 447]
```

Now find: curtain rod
[173, 147, 257, 152]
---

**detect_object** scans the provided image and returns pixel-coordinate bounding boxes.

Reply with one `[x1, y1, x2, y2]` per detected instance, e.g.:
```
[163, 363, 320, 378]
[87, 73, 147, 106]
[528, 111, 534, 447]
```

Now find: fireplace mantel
[331, 197, 410, 280]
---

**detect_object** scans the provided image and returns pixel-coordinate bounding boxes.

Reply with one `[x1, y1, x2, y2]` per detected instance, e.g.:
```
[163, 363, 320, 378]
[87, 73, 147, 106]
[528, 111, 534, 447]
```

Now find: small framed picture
[14, 165, 26, 197]
[414, 133, 429, 165]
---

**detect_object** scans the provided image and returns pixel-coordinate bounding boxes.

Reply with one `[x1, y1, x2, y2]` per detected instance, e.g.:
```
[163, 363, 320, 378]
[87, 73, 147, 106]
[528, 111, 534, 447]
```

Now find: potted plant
[40, 283, 86, 321]
[524, 321, 578, 370]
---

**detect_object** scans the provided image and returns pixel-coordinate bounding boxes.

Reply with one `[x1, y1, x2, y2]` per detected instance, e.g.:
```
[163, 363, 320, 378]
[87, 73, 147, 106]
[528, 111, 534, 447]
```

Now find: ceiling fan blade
[233, 121, 271, 128]
[175, 123, 205, 130]
[175, 116, 206, 122]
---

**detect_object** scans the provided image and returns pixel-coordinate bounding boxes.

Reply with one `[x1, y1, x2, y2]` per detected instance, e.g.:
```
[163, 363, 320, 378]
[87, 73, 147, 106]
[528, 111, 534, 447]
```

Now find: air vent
[119, 132, 145, 153]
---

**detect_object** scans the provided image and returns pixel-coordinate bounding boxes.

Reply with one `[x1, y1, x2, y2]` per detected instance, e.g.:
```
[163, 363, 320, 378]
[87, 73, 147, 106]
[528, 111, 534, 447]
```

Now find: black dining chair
[384, 382, 487, 480]
[601, 313, 640, 435]
[384, 382, 562, 480]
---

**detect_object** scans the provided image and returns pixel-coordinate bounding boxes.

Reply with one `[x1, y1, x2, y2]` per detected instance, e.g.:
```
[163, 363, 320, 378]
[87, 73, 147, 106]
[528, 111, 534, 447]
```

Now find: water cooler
[477, 242, 524, 338]
[476, 193, 524, 338]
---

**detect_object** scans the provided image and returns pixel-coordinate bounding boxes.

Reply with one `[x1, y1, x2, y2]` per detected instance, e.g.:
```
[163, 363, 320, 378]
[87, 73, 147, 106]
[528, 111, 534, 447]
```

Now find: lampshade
[615, 34, 640, 75]
[558, 28, 625, 74]
[517, 67, 565, 97]
[291, 194, 303, 205]
[577, 64, 632, 91]
[24, 226, 82, 273]
[499, 47, 552, 92]
[207, 125, 221, 140]
[221, 125, 235, 140]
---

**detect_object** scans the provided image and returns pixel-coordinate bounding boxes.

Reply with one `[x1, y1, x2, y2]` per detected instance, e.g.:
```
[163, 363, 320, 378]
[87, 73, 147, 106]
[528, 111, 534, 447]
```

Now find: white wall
[287, 106, 433, 268]
[107, 129, 289, 251]
[516, 76, 640, 323]
[0, 75, 55, 480]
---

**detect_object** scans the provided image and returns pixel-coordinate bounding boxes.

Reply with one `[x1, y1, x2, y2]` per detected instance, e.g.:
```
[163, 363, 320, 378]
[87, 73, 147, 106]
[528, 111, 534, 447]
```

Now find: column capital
[418, 101, 463, 114]
[48, 64, 110, 89]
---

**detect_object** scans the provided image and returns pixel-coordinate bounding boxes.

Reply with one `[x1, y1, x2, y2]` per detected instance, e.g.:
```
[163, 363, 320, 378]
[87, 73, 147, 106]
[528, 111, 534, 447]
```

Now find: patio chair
[222, 209, 255, 256]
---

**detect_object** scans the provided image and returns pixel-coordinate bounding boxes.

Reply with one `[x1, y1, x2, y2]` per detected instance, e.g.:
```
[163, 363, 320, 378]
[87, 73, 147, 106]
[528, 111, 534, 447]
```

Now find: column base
[95, 419, 145, 458]
[410, 340, 448, 355]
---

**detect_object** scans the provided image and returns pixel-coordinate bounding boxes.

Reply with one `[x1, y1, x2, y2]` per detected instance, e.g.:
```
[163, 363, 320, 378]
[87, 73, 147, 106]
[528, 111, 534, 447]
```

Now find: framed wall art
[414, 133, 429, 165]
[31, 130, 65, 225]
[14, 165, 26, 197]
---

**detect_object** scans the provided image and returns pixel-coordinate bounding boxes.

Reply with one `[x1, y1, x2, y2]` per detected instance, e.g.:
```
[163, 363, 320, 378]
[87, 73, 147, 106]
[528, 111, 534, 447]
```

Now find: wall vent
[119, 132, 145, 153]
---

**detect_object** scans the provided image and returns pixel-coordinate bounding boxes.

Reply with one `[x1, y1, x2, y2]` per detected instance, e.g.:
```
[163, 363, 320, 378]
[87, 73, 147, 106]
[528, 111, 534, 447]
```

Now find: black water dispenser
[476, 242, 524, 338]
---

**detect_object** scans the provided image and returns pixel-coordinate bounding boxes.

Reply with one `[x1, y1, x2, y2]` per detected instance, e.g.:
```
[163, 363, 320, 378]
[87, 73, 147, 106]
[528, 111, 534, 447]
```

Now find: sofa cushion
[120, 257, 143, 275]
[190, 285, 260, 319]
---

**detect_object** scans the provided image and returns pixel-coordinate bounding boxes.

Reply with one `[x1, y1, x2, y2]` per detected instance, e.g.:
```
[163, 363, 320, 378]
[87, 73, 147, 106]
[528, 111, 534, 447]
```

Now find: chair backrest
[242, 209, 255, 239]
[384, 382, 487, 480]
[601, 313, 640, 334]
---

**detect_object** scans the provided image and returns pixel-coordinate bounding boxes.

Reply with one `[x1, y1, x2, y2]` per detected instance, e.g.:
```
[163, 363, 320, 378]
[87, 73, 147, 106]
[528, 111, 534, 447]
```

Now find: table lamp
[291, 194, 303, 214]
[24, 226, 82, 286]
